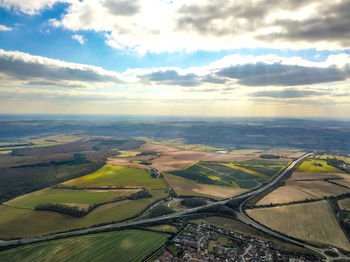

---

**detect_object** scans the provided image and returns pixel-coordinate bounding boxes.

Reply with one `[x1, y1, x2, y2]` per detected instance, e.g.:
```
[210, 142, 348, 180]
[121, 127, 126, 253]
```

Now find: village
[156, 223, 321, 262]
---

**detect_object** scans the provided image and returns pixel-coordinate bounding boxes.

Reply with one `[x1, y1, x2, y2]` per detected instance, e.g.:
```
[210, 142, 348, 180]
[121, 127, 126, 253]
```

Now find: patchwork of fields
[0, 164, 169, 239]
[170, 159, 289, 189]
[0, 230, 169, 262]
[257, 155, 350, 205]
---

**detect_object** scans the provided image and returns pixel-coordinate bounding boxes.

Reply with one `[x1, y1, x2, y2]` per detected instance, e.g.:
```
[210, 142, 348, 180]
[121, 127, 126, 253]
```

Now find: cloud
[139, 70, 227, 87]
[72, 34, 86, 44]
[0, 0, 72, 15]
[256, 1, 350, 47]
[0, 49, 123, 87]
[0, 24, 12, 31]
[103, 0, 139, 16]
[249, 89, 327, 98]
[216, 63, 346, 86]
[44, 0, 350, 53]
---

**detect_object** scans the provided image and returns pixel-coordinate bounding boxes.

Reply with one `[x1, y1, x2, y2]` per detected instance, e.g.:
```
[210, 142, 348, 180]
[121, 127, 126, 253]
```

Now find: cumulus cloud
[43, 0, 350, 53]
[216, 63, 346, 86]
[0, 0, 72, 15]
[249, 89, 327, 98]
[0, 24, 12, 31]
[256, 1, 350, 47]
[72, 34, 86, 44]
[0, 49, 123, 87]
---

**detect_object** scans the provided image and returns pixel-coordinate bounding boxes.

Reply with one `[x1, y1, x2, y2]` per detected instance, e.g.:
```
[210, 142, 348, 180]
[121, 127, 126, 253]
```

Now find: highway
[2, 152, 348, 260]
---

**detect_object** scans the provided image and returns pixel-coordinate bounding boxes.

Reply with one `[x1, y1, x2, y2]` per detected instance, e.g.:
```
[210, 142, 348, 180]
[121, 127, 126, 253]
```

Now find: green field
[0, 230, 169, 262]
[170, 159, 288, 189]
[5, 188, 140, 209]
[0, 189, 168, 239]
[63, 165, 167, 189]
[297, 158, 343, 173]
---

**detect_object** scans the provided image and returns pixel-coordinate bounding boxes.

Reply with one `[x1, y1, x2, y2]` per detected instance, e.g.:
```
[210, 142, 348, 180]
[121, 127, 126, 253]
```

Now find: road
[2, 152, 348, 260]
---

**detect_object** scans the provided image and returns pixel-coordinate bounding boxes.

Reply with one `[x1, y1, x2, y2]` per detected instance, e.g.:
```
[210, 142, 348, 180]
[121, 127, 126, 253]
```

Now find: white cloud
[72, 34, 86, 44]
[0, 24, 12, 31]
[48, 0, 350, 53]
[0, 0, 74, 15]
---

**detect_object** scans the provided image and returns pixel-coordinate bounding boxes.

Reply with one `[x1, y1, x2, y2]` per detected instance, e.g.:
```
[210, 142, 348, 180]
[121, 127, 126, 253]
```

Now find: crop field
[0, 189, 168, 239]
[339, 198, 350, 211]
[137, 137, 226, 152]
[256, 185, 315, 205]
[247, 200, 350, 251]
[117, 150, 141, 157]
[313, 154, 350, 164]
[63, 165, 166, 189]
[164, 173, 247, 199]
[297, 158, 343, 173]
[169, 159, 288, 189]
[5, 188, 140, 209]
[145, 224, 178, 233]
[0, 230, 169, 262]
[258, 171, 350, 205]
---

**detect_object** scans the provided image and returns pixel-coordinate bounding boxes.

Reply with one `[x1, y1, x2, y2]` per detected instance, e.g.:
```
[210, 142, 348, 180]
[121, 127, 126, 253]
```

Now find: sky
[0, 0, 349, 118]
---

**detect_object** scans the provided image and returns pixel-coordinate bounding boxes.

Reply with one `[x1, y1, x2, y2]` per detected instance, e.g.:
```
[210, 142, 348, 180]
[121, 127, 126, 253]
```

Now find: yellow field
[117, 150, 140, 157]
[247, 200, 350, 251]
[0, 189, 168, 239]
[4, 188, 140, 209]
[164, 173, 247, 199]
[63, 165, 166, 189]
[145, 224, 178, 233]
[297, 159, 343, 173]
[339, 198, 350, 211]
[222, 163, 264, 177]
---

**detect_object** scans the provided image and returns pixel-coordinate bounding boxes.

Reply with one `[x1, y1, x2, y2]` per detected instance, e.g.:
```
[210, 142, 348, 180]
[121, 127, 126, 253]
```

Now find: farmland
[0, 230, 169, 262]
[339, 198, 350, 211]
[5, 188, 140, 209]
[169, 159, 289, 189]
[0, 189, 168, 239]
[164, 173, 247, 199]
[63, 165, 167, 189]
[247, 200, 350, 251]
[297, 158, 343, 173]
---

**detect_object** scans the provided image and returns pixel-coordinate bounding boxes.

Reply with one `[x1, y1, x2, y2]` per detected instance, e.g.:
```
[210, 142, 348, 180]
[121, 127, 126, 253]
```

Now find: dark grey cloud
[140, 70, 226, 87]
[256, 1, 350, 46]
[250, 89, 327, 98]
[216, 63, 346, 86]
[0, 52, 122, 84]
[176, 0, 312, 36]
[103, 0, 139, 16]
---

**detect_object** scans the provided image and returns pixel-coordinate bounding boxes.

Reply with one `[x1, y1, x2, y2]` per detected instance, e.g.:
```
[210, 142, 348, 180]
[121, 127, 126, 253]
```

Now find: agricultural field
[5, 188, 140, 209]
[63, 165, 167, 189]
[339, 198, 350, 211]
[145, 224, 178, 233]
[0, 189, 168, 239]
[137, 137, 227, 152]
[117, 150, 141, 157]
[164, 173, 247, 199]
[169, 159, 289, 189]
[297, 158, 343, 173]
[247, 200, 350, 251]
[0, 230, 169, 262]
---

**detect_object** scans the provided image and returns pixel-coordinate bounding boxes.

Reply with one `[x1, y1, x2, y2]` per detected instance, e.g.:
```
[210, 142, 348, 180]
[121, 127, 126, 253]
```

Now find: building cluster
[149, 168, 162, 178]
[156, 223, 321, 262]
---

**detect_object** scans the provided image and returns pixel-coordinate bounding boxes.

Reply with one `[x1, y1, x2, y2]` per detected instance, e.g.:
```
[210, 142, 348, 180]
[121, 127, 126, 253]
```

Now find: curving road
[2, 152, 347, 261]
